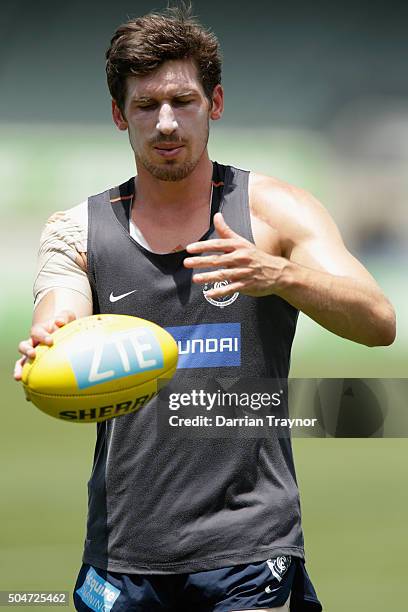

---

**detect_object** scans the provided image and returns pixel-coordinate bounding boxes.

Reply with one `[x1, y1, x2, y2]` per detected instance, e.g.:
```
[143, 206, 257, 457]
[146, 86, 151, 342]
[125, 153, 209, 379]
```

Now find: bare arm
[268, 184, 396, 346]
[184, 177, 396, 347]
[32, 287, 92, 325]
[14, 288, 92, 380]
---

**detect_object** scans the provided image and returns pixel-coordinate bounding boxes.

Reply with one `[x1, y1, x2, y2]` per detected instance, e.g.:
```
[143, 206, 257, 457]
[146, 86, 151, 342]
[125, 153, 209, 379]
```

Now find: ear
[210, 84, 224, 121]
[112, 100, 128, 131]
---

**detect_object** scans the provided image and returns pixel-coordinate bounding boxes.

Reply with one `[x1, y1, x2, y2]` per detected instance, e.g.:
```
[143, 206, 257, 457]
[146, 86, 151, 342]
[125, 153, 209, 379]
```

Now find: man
[14, 5, 395, 611]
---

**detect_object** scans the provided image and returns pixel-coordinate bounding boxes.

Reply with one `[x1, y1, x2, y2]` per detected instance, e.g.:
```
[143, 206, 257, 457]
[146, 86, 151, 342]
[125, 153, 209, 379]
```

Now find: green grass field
[1, 125, 406, 610]
[2, 379, 407, 611]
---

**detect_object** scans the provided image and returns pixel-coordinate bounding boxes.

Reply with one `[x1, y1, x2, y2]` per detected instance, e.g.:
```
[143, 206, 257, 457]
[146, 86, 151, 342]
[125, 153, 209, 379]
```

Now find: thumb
[213, 212, 240, 239]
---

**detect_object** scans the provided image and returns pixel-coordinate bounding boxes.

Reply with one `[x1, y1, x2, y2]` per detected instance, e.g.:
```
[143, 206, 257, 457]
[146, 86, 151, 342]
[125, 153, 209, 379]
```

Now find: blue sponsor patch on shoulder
[76, 566, 120, 611]
[165, 323, 241, 368]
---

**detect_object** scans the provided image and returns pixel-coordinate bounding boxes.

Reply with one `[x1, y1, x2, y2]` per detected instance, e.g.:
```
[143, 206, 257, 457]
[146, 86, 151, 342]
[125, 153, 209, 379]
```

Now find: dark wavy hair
[106, 3, 222, 113]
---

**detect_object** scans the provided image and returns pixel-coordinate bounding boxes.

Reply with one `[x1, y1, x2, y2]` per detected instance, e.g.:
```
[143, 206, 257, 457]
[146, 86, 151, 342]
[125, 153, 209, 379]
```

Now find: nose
[156, 103, 178, 135]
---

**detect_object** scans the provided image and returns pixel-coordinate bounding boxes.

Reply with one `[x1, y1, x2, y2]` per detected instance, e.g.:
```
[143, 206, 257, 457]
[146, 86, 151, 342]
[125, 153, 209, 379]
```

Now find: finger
[204, 281, 246, 298]
[13, 356, 27, 381]
[185, 247, 253, 269]
[18, 339, 36, 358]
[213, 212, 242, 240]
[185, 238, 240, 255]
[193, 268, 252, 285]
[55, 310, 76, 327]
[30, 310, 75, 344]
[184, 253, 232, 269]
[28, 311, 76, 350]
[30, 324, 54, 346]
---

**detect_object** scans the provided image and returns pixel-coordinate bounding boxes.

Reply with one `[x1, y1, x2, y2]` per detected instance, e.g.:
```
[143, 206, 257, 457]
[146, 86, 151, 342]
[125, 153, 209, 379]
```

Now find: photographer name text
[168, 415, 317, 428]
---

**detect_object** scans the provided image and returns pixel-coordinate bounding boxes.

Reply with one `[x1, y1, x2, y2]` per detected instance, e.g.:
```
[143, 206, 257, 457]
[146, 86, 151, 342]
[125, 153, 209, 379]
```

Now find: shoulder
[41, 201, 88, 242]
[249, 172, 327, 224]
[43, 201, 88, 235]
[248, 172, 341, 252]
[39, 201, 88, 269]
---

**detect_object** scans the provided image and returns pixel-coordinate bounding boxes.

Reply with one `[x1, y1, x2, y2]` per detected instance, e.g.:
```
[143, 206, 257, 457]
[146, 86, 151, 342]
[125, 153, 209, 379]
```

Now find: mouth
[153, 143, 185, 158]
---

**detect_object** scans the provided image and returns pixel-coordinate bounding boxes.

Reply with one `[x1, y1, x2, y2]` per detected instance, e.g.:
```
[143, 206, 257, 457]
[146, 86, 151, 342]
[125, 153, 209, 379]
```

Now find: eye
[173, 99, 192, 106]
[137, 102, 158, 110]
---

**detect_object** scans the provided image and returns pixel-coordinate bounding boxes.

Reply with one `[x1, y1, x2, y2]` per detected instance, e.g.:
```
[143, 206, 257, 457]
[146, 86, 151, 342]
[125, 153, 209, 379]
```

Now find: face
[112, 59, 223, 181]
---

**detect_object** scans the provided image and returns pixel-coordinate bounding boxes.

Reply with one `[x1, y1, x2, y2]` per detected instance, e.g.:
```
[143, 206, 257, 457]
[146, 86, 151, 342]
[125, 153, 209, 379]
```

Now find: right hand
[14, 310, 76, 381]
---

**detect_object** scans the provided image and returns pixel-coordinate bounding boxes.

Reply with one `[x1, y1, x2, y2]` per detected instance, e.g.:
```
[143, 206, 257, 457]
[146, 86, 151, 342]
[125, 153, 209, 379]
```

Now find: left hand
[184, 212, 289, 299]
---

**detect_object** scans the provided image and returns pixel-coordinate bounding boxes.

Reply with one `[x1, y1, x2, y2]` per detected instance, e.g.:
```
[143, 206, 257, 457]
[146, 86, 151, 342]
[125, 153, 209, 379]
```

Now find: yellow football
[21, 314, 178, 423]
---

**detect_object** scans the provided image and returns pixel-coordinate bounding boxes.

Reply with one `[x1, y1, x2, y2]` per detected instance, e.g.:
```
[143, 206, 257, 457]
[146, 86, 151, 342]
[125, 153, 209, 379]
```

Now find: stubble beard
[139, 156, 200, 182]
[136, 122, 210, 182]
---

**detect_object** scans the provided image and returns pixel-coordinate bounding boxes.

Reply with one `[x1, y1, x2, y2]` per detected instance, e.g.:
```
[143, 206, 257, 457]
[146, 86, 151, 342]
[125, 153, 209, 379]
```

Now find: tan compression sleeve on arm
[33, 202, 92, 308]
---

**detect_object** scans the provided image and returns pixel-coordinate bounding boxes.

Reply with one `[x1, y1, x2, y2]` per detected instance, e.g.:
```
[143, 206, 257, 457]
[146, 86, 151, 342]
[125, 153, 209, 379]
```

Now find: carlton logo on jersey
[165, 323, 241, 368]
[203, 281, 239, 308]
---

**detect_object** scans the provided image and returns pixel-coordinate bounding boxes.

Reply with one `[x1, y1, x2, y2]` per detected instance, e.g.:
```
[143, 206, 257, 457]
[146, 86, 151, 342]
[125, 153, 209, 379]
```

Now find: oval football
[21, 314, 178, 423]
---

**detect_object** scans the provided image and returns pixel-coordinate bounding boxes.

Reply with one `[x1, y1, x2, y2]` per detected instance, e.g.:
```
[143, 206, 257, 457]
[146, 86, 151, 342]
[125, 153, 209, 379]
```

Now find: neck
[134, 152, 213, 212]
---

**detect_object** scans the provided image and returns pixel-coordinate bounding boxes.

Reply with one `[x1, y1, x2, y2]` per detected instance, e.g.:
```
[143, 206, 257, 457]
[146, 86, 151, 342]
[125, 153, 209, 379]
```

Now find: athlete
[14, 5, 395, 611]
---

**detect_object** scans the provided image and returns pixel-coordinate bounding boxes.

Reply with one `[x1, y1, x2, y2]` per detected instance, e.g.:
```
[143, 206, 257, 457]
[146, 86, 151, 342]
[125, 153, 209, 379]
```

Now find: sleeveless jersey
[83, 162, 304, 574]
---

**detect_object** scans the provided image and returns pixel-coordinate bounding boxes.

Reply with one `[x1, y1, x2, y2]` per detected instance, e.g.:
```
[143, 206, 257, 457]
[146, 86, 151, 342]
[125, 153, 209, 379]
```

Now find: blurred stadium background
[1, 1, 407, 610]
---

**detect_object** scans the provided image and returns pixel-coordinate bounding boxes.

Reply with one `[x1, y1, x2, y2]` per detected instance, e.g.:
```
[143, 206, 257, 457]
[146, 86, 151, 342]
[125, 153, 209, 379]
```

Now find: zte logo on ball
[68, 328, 164, 389]
[166, 323, 241, 368]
